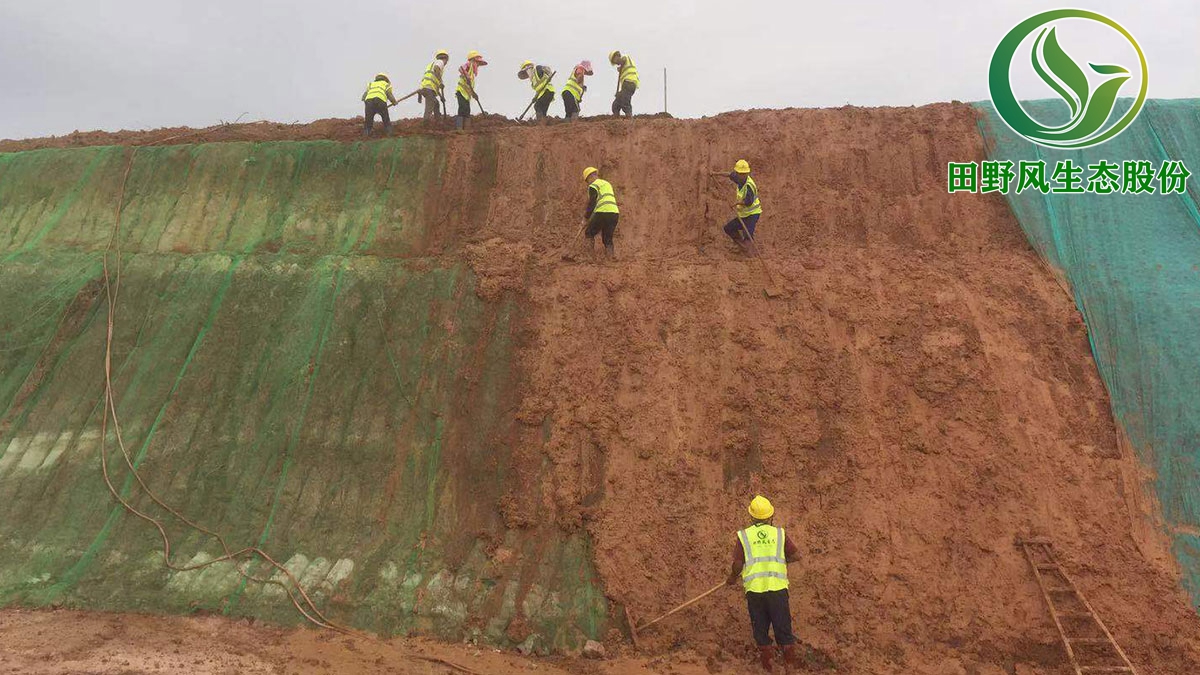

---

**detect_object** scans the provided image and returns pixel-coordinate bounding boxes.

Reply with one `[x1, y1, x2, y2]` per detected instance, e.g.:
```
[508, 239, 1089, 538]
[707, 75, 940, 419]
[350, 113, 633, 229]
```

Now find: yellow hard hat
[609, 50, 621, 64]
[435, 49, 449, 60]
[734, 159, 751, 174]
[520, 60, 534, 70]
[583, 166, 599, 181]
[748, 495, 774, 520]
[375, 72, 390, 82]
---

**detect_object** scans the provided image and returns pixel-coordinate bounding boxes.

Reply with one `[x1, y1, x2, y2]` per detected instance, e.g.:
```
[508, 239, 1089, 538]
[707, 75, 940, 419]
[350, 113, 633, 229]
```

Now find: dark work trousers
[421, 89, 441, 122]
[724, 213, 760, 242]
[456, 92, 472, 118]
[364, 99, 391, 135]
[746, 589, 796, 646]
[585, 212, 619, 249]
[612, 81, 637, 117]
[562, 91, 580, 118]
[533, 90, 555, 120]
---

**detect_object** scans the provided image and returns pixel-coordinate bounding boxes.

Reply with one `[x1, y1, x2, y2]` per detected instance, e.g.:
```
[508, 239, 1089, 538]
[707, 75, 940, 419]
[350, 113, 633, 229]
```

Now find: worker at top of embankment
[561, 61, 593, 122]
[418, 49, 450, 124]
[608, 50, 638, 118]
[719, 160, 764, 255]
[454, 51, 488, 131]
[727, 495, 801, 672]
[361, 73, 398, 136]
[581, 166, 620, 259]
[518, 60, 556, 123]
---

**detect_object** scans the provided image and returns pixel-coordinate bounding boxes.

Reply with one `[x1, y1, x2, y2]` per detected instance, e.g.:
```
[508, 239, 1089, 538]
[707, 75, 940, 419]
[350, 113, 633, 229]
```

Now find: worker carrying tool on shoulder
[455, 50, 488, 130]
[418, 49, 450, 124]
[716, 160, 764, 254]
[518, 60, 556, 122]
[361, 73, 398, 136]
[728, 495, 801, 672]
[561, 61, 592, 121]
[608, 50, 638, 118]
[581, 166, 620, 258]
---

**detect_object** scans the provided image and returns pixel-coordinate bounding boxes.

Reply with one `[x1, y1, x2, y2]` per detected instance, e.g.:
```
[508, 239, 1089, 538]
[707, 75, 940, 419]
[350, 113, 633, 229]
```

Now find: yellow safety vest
[737, 524, 788, 593]
[456, 66, 476, 99]
[364, 79, 391, 103]
[590, 179, 619, 215]
[563, 75, 584, 101]
[420, 61, 443, 92]
[619, 56, 640, 86]
[735, 176, 763, 218]
[531, 68, 555, 97]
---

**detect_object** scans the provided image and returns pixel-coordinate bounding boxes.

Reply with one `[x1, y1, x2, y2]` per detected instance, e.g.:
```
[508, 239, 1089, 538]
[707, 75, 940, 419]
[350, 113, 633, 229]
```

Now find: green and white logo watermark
[989, 9, 1148, 149]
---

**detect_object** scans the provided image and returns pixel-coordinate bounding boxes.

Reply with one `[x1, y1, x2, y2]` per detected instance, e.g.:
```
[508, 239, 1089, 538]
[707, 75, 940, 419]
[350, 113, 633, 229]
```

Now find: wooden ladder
[1018, 539, 1138, 675]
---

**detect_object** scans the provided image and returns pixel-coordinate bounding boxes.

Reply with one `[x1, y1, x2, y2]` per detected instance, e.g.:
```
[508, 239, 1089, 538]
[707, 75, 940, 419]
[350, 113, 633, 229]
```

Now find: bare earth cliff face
[1, 105, 1198, 674]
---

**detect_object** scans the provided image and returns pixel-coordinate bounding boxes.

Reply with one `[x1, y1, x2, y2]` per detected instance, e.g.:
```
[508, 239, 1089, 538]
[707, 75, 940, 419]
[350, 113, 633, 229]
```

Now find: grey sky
[1, 0, 1196, 140]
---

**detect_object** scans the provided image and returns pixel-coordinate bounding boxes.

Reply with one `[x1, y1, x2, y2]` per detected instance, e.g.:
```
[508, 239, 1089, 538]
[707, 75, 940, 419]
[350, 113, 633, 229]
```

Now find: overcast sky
[1, 0, 1196, 139]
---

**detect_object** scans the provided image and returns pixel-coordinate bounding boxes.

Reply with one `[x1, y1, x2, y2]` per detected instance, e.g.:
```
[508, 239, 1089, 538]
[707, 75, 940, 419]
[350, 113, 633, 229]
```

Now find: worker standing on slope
[727, 495, 801, 672]
[561, 61, 592, 121]
[608, 50, 639, 118]
[454, 51, 488, 130]
[361, 73, 398, 136]
[721, 160, 764, 254]
[417, 49, 450, 124]
[518, 60, 556, 123]
[581, 166, 620, 258]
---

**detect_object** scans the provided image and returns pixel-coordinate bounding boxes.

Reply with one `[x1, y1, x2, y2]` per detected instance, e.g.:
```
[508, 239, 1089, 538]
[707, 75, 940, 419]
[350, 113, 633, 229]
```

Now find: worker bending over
[361, 73, 398, 136]
[608, 50, 639, 118]
[561, 61, 592, 121]
[518, 61, 556, 122]
[581, 167, 620, 258]
[728, 495, 801, 671]
[455, 51, 488, 130]
[418, 49, 450, 124]
[723, 160, 764, 254]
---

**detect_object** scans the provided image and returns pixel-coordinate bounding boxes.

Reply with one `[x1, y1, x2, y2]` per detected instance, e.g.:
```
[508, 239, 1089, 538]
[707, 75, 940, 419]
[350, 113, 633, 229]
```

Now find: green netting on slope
[976, 99, 1200, 607]
[0, 139, 605, 652]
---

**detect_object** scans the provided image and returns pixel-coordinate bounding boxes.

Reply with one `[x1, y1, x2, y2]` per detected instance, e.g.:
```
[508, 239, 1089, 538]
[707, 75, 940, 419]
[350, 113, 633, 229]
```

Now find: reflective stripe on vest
[563, 75, 584, 101]
[531, 68, 555, 97]
[590, 179, 619, 215]
[620, 56, 640, 86]
[456, 65, 476, 99]
[738, 524, 788, 593]
[421, 61, 443, 92]
[365, 80, 390, 102]
[736, 176, 763, 218]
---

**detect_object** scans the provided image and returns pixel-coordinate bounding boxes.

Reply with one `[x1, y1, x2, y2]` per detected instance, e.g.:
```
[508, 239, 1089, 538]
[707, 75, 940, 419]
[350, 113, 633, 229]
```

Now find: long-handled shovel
[633, 582, 726, 635]
[389, 89, 421, 107]
[733, 208, 784, 298]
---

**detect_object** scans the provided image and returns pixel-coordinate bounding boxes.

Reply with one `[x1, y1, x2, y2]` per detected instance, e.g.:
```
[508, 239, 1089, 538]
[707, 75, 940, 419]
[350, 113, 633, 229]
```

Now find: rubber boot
[781, 644, 800, 672]
[454, 116, 465, 131]
[604, 242, 615, 259]
[758, 645, 776, 672]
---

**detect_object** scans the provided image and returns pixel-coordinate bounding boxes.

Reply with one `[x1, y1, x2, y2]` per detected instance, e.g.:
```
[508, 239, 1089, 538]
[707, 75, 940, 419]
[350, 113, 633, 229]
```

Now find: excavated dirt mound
[3, 104, 1199, 674]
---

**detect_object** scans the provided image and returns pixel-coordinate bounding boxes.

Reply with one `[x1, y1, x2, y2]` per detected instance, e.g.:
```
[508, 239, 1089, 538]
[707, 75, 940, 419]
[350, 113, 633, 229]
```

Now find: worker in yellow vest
[417, 49, 450, 124]
[518, 60, 556, 123]
[608, 50, 639, 118]
[361, 73, 398, 136]
[561, 61, 592, 121]
[727, 495, 801, 671]
[454, 50, 488, 131]
[581, 167, 620, 258]
[720, 159, 764, 254]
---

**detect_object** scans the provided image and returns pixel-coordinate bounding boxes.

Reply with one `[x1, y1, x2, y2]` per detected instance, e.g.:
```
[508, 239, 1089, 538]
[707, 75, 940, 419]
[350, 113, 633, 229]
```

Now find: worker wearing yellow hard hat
[728, 495, 800, 671]
[361, 72, 397, 137]
[608, 50, 639, 118]
[581, 166, 620, 258]
[517, 59, 557, 123]
[417, 49, 450, 124]
[715, 159, 764, 255]
[454, 50, 489, 130]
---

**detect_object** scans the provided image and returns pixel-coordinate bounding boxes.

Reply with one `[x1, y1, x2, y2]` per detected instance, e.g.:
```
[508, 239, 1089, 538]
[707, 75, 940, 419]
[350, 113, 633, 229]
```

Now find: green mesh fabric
[0, 140, 606, 651]
[976, 99, 1200, 607]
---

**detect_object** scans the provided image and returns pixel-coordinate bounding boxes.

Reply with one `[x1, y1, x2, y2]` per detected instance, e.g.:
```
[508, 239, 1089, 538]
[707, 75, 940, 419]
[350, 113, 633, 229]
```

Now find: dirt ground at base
[0, 608, 730, 675]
